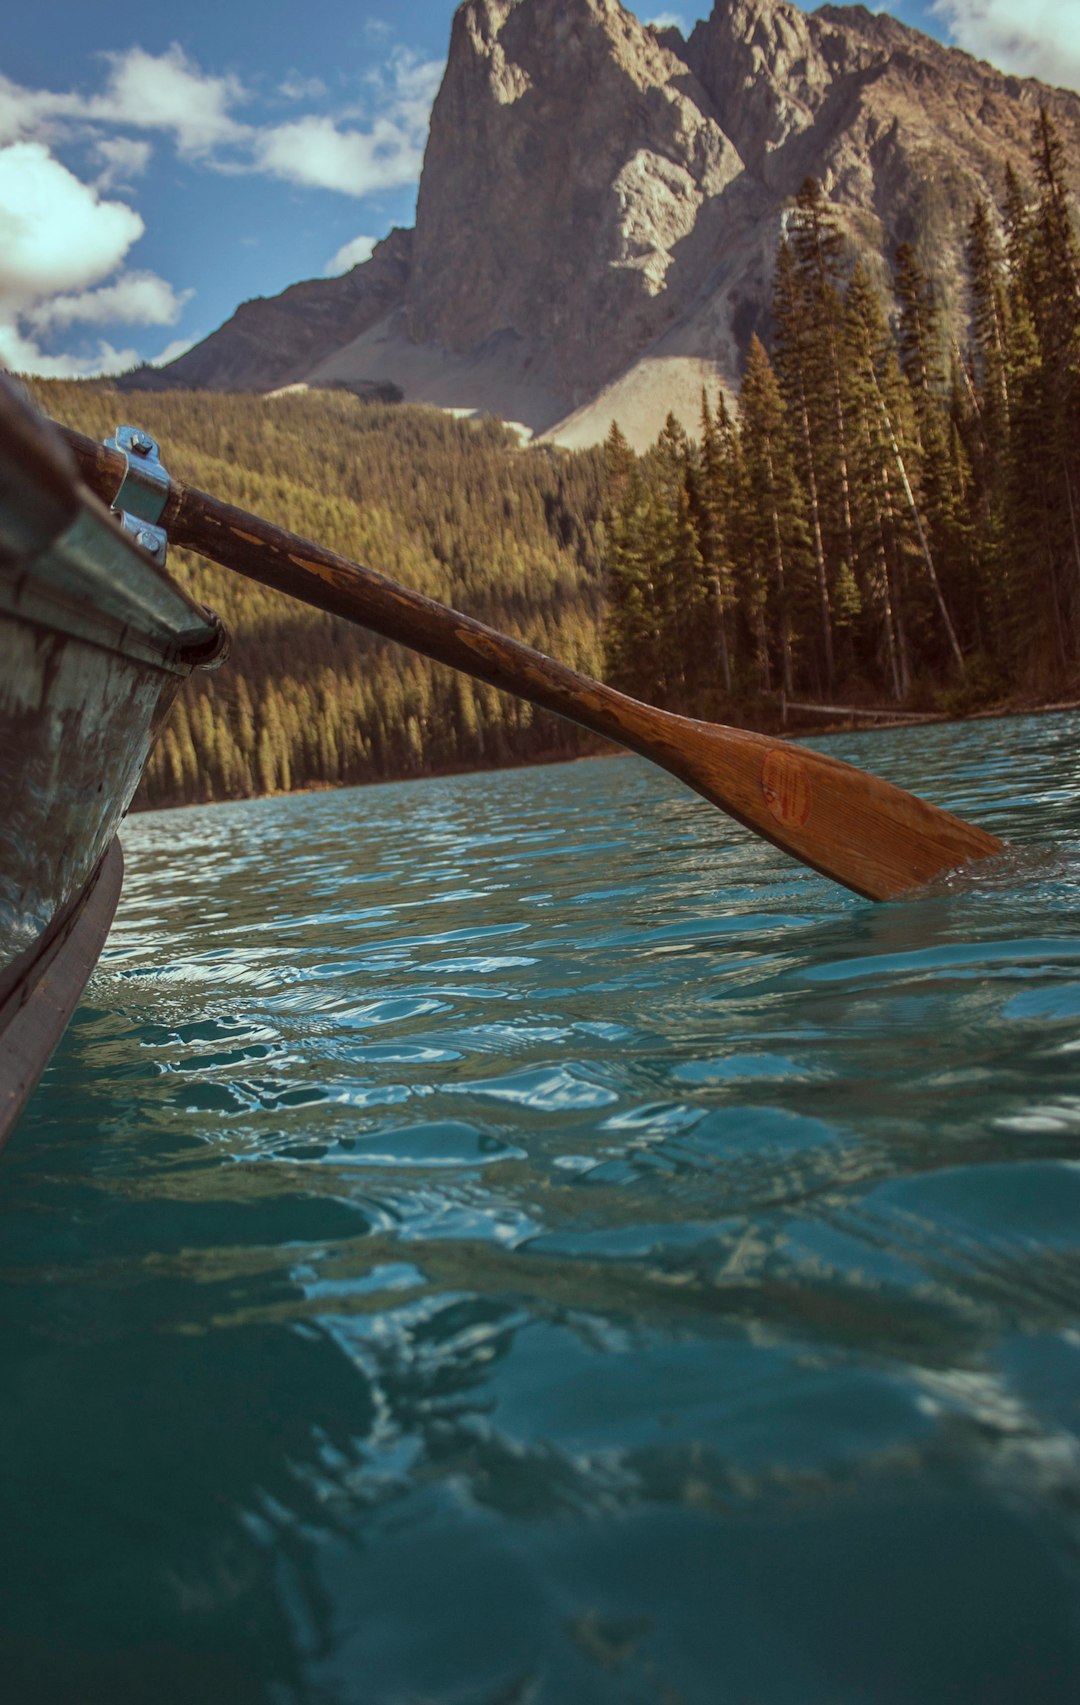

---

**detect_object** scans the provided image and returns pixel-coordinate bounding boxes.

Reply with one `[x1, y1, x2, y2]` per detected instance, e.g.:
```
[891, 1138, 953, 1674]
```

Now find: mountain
[125, 0, 1080, 448]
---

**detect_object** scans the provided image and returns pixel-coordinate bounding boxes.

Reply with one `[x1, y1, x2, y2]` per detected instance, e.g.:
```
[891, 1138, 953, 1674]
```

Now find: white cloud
[93, 136, 152, 191]
[932, 0, 1080, 92]
[647, 11, 689, 31]
[0, 47, 239, 371]
[0, 141, 175, 376]
[0, 142, 143, 304]
[0, 71, 79, 146]
[0, 319, 140, 378]
[0, 48, 246, 157]
[377, 48, 446, 131]
[0, 42, 444, 197]
[254, 113, 423, 195]
[324, 233, 377, 274]
[150, 335, 196, 367]
[0, 38, 447, 371]
[28, 270, 190, 332]
[89, 45, 247, 157]
[256, 51, 443, 197]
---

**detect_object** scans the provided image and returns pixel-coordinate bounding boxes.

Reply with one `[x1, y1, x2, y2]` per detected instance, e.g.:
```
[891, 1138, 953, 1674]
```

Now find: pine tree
[1029, 107, 1080, 646]
[789, 183, 858, 585]
[892, 244, 975, 650]
[990, 117, 1080, 670]
[772, 234, 835, 687]
[843, 266, 914, 696]
[737, 336, 808, 697]
[601, 421, 660, 699]
[845, 263, 965, 678]
[690, 388, 737, 699]
[894, 243, 943, 402]
[967, 200, 1012, 441]
[650, 412, 695, 704]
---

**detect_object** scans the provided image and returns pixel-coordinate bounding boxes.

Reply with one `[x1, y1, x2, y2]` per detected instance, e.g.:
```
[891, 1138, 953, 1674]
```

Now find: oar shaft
[51, 417, 1005, 900]
[55, 423, 673, 760]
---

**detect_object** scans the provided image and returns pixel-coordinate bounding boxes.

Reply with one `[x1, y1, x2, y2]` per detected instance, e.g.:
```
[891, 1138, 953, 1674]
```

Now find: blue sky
[2, 0, 1076, 377]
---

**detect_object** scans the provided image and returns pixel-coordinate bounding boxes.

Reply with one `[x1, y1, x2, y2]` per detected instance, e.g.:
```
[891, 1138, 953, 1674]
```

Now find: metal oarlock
[105, 425, 171, 565]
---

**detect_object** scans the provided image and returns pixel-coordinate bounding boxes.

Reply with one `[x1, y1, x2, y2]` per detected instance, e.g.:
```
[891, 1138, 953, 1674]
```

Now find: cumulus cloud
[254, 113, 423, 195]
[0, 321, 140, 378]
[0, 50, 234, 372]
[325, 234, 377, 275]
[1, 42, 444, 197]
[28, 270, 190, 332]
[88, 45, 247, 157]
[932, 0, 1080, 92]
[256, 50, 443, 196]
[0, 47, 245, 159]
[0, 142, 143, 303]
[646, 11, 689, 32]
[0, 143, 181, 375]
[0, 38, 447, 371]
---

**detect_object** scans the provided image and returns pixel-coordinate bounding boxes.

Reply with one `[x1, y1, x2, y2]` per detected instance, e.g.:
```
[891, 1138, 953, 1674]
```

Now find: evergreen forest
[28, 382, 608, 807]
[603, 110, 1080, 723]
[29, 108, 1080, 810]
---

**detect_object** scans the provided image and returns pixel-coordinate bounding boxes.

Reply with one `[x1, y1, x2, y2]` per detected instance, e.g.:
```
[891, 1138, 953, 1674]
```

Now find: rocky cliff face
[132, 0, 1080, 447]
[405, 0, 742, 401]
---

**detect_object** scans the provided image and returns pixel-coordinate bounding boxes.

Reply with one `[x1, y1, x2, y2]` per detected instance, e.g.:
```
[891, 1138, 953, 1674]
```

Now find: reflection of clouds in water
[915, 1357, 1080, 1547]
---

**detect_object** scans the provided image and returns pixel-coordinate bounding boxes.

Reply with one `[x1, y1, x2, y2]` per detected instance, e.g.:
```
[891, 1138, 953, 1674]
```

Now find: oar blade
[671, 719, 1005, 900]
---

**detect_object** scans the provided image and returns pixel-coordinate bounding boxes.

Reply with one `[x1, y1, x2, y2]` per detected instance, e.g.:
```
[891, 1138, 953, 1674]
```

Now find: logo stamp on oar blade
[761, 750, 812, 829]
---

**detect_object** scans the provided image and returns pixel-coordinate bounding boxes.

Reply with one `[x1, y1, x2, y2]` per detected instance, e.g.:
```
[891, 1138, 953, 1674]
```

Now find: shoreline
[780, 695, 1080, 740]
[132, 698, 1080, 815]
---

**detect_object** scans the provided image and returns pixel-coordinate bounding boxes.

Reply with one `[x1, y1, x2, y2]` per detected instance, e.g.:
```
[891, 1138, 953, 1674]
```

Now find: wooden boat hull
[0, 377, 227, 1151]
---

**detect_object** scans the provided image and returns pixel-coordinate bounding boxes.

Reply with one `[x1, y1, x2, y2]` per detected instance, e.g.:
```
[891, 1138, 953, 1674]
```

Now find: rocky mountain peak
[133, 0, 1080, 449]
[407, 0, 736, 387]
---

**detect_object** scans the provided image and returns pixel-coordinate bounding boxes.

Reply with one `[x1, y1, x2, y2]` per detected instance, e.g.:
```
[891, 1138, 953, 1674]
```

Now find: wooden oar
[54, 419, 1004, 900]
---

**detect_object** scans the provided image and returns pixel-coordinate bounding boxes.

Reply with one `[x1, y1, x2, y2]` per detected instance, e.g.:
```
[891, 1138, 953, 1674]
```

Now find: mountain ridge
[123, 0, 1080, 448]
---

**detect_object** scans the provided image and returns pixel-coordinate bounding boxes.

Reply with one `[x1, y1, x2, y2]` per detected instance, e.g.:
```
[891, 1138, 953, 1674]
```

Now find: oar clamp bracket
[105, 425, 171, 566]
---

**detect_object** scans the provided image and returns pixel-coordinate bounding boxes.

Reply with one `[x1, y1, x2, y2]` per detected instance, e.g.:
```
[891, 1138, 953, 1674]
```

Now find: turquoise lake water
[4, 712, 1080, 1702]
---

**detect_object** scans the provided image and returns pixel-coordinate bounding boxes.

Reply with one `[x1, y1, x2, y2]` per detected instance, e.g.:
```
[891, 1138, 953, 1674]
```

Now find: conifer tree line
[28, 382, 608, 807]
[602, 110, 1080, 719]
[27, 109, 1079, 811]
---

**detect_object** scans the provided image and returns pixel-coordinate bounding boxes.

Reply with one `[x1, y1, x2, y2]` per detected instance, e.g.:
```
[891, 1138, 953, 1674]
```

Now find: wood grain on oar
[53, 420, 1005, 900]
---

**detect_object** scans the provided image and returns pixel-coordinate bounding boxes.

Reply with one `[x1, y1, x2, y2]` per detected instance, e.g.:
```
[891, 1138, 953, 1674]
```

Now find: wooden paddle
[53, 419, 1004, 900]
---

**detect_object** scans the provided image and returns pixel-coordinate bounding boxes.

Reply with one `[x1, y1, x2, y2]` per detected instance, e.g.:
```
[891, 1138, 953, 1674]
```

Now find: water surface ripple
[5, 712, 1080, 1702]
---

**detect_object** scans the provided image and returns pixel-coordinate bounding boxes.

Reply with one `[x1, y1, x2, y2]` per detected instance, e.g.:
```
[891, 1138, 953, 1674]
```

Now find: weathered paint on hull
[0, 605, 184, 968]
[0, 375, 227, 1150]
